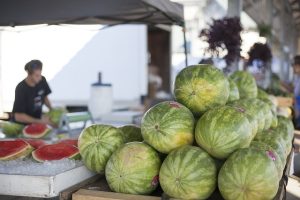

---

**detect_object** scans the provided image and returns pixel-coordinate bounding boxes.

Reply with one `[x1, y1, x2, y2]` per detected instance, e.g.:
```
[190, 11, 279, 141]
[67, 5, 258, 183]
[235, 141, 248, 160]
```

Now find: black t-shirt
[12, 76, 51, 120]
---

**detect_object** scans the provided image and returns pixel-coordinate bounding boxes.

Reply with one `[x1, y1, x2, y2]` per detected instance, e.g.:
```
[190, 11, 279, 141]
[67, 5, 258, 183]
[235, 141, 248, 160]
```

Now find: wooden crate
[73, 190, 160, 200]
[276, 97, 293, 107]
[72, 148, 295, 200]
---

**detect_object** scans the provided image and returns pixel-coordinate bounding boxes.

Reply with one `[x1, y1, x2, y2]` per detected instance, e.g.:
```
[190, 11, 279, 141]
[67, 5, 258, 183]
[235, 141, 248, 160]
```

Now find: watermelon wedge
[58, 139, 78, 147]
[17, 139, 47, 149]
[0, 140, 33, 160]
[32, 143, 80, 162]
[23, 123, 51, 138]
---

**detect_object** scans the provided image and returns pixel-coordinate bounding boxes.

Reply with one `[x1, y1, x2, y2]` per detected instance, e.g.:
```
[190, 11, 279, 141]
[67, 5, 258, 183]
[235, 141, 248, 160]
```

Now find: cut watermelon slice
[17, 139, 47, 149]
[32, 143, 80, 162]
[23, 123, 51, 138]
[0, 140, 33, 160]
[58, 139, 78, 147]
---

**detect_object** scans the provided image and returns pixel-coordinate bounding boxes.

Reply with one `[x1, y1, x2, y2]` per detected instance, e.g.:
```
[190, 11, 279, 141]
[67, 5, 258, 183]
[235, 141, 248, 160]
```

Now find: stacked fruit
[78, 64, 294, 200]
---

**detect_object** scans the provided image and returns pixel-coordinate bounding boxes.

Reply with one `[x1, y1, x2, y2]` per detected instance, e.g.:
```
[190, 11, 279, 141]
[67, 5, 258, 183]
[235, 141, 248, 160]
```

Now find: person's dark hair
[24, 60, 43, 74]
[294, 55, 300, 65]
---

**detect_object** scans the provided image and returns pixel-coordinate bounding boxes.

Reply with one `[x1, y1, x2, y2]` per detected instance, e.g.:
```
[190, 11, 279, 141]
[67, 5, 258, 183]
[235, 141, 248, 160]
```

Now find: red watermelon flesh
[58, 139, 78, 147]
[0, 140, 33, 160]
[17, 139, 47, 149]
[23, 123, 51, 138]
[32, 143, 80, 162]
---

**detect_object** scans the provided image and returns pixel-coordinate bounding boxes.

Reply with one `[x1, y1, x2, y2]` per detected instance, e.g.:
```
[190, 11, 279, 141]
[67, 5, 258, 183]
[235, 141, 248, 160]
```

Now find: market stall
[0, 1, 297, 200]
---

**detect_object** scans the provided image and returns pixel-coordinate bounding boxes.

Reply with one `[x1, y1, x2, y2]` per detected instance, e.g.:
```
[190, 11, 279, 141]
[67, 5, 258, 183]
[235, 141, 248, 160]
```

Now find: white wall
[0, 24, 147, 112]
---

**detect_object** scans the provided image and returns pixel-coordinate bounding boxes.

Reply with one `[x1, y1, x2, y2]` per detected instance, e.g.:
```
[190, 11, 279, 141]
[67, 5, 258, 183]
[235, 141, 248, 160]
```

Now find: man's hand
[41, 115, 57, 128]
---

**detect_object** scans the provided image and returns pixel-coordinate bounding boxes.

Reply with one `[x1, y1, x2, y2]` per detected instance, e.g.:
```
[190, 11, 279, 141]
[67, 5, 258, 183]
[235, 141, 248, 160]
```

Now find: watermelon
[58, 139, 78, 147]
[46, 107, 67, 126]
[218, 148, 279, 200]
[1, 121, 24, 136]
[105, 142, 161, 195]
[257, 88, 270, 100]
[141, 101, 194, 154]
[277, 116, 294, 141]
[260, 97, 278, 128]
[78, 124, 124, 173]
[241, 99, 265, 132]
[254, 129, 287, 164]
[271, 126, 293, 157]
[250, 141, 284, 179]
[227, 101, 258, 139]
[230, 71, 257, 99]
[228, 79, 240, 102]
[0, 140, 33, 160]
[118, 125, 143, 143]
[174, 64, 230, 116]
[32, 143, 80, 162]
[23, 123, 51, 138]
[159, 145, 217, 199]
[17, 139, 47, 149]
[254, 99, 273, 130]
[195, 105, 252, 159]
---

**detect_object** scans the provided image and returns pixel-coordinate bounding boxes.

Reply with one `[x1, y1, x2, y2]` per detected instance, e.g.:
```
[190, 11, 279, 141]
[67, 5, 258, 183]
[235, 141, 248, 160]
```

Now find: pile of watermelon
[76, 64, 294, 199]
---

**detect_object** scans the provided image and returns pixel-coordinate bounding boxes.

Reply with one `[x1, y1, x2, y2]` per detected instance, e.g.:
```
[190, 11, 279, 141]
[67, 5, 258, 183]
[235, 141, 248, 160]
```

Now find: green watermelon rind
[105, 142, 161, 195]
[141, 101, 195, 154]
[46, 107, 67, 126]
[174, 64, 230, 116]
[78, 124, 124, 173]
[159, 145, 217, 200]
[230, 71, 258, 99]
[0, 141, 33, 161]
[227, 100, 259, 140]
[118, 125, 143, 143]
[195, 105, 252, 159]
[250, 141, 284, 179]
[218, 148, 279, 200]
[1, 121, 24, 136]
[228, 79, 240, 102]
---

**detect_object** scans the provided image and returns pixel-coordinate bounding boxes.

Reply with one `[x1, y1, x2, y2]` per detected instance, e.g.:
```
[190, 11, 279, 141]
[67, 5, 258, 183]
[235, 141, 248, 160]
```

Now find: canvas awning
[0, 0, 184, 26]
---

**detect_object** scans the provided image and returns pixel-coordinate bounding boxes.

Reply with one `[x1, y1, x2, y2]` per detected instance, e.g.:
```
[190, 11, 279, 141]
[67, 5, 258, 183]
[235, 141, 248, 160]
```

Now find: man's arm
[14, 113, 51, 125]
[44, 96, 52, 110]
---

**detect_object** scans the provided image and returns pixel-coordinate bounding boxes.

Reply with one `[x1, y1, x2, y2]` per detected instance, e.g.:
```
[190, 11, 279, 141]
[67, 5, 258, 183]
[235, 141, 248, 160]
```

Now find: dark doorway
[147, 26, 171, 93]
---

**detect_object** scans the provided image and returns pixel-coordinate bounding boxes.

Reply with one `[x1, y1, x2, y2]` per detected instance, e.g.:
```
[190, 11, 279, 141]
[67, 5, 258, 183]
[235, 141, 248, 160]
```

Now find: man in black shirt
[12, 60, 54, 126]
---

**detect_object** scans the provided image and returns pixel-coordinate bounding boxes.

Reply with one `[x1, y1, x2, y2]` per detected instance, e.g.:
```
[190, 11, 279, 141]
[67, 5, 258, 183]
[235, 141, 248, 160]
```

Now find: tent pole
[183, 23, 188, 67]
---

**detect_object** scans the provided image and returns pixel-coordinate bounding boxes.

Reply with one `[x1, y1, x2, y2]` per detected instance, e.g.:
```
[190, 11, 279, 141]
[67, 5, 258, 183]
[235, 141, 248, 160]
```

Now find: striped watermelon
[118, 125, 143, 143]
[254, 129, 286, 164]
[174, 64, 229, 116]
[227, 101, 258, 139]
[243, 99, 265, 132]
[250, 141, 284, 179]
[105, 142, 161, 195]
[277, 116, 294, 141]
[230, 71, 257, 99]
[228, 79, 240, 102]
[1, 121, 24, 136]
[78, 124, 124, 173]
[254, 99, 273, 130]
[257, 88, 270, 100]
[159, 145, 217, 199]
[195, 105, 252, 159]
[141, 101, 194, 154]
[218, 148, 279, 200]
[0, 140, 33, 160]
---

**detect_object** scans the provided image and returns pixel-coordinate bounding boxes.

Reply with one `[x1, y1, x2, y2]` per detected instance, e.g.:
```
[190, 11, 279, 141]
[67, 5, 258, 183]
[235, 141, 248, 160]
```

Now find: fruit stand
[0, 1, 298, 200]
